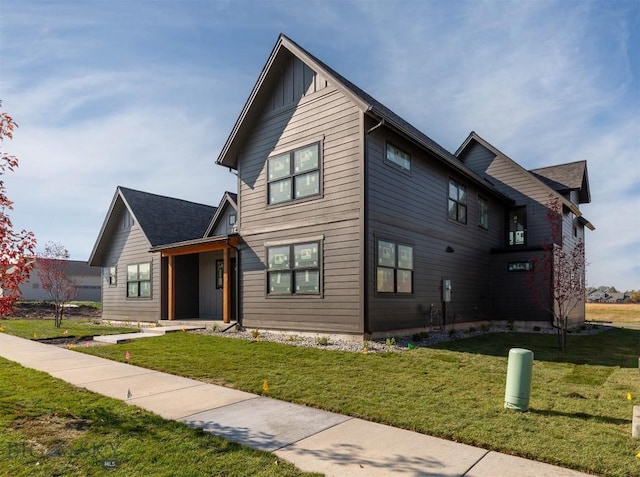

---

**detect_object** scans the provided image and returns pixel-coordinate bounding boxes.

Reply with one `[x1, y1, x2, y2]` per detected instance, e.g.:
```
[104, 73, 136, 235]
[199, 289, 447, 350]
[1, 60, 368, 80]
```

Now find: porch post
[168, 255, 175, 321]
[223, 245, 231, 323]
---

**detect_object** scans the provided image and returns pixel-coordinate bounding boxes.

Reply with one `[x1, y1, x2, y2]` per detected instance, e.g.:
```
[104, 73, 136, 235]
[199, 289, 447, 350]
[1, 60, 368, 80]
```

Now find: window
[228, 213, 236, 226]
[267, 241, 321, 295]
[120, 210, 133, 230]
[127, 263, 151, 298]
[376, 239, 413, 294]
[508, 208, 527, 246]
[108, 266, 117, 286]
[448, 180, 467, 224]
[385, 142, 411, 172]
[478, 197, 488, 229]
[508, 261, 533, 272]
[267, 143, 320, 205]
[215, 260, 224, 289]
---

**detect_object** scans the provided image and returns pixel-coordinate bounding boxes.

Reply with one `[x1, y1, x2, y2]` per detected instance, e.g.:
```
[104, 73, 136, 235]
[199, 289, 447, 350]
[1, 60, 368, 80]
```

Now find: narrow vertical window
[108, 266, 117, 286]
[508, 208, 527, 246]
[478, 197, 489, 229]
[448, 180, 467, 224]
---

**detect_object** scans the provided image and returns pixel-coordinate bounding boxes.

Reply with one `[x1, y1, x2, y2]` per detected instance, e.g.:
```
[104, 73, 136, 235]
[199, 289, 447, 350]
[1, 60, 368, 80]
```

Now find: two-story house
[89, 34, 593, 337]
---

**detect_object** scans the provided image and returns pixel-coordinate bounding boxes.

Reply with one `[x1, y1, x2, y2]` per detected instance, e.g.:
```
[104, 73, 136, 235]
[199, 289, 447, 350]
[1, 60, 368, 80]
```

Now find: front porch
[152, 235, 239, 324]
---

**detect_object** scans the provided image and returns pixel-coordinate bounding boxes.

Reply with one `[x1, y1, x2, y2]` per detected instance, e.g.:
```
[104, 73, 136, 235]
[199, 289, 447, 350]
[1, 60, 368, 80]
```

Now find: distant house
[89, 34, 594, 335]
[19, 259, 101, 302]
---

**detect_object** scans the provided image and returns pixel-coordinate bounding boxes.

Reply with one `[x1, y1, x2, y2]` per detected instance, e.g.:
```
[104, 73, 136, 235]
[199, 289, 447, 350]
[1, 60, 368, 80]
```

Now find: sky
[0, 0, 638, 291]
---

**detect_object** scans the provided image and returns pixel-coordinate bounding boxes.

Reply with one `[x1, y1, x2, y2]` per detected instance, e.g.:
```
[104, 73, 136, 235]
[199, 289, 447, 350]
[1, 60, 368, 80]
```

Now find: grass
[0, 318, 138, 340]
[68, 328, 640, 477]
[0, 357, 319, 476]
[2, 319, 640, 475]
[587, 303, 640, 323]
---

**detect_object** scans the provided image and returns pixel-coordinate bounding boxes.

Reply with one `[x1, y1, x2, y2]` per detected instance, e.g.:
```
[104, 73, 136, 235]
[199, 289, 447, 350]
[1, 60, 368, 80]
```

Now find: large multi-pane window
[127, 263, 151, 298]
[385, 142, 411, 172]
[376, 239, 413, 294]
[448, 179, 467, 224]
[267, 241, 321, 295]
[267, 143, 320, 205]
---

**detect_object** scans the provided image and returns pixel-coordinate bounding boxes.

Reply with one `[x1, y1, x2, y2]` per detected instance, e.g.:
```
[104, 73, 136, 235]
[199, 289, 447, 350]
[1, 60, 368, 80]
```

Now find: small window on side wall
[108, 266, 117, 286]
[385, 142, 411, 172]
[127, 262, 151, 298]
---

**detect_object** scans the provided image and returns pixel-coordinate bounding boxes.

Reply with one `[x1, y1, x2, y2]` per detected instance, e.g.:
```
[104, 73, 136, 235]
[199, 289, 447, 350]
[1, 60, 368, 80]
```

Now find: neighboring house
[19, 259, 101, 302]
[90, 34, 594, 335]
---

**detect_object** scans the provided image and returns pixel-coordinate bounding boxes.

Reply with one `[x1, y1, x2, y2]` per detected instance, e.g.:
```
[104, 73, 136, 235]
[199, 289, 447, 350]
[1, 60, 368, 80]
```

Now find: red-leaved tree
[0, 104, 37, 317]
[38, 242, 77, 328]
[527, 195, 586, 350]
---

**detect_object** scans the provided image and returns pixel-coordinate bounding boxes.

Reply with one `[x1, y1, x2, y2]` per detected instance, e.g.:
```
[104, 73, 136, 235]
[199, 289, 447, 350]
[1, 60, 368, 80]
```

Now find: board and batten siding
[365, 123, 505, 332]
[237, 80, 363, 334]
[101, 209, 161, 322]
[211, 206, 237, 237]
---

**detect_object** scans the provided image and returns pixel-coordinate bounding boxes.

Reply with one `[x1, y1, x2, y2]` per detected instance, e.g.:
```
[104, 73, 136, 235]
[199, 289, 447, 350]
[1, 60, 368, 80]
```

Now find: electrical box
[442, 279, 452, 302]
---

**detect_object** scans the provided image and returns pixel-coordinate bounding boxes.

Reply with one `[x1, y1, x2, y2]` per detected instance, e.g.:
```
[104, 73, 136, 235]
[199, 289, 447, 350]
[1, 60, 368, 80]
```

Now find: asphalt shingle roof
[119, 187, 216, 247]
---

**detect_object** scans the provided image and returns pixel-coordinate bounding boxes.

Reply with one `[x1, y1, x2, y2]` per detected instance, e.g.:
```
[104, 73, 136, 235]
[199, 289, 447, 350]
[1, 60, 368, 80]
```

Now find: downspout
[363, 117, 385, 335]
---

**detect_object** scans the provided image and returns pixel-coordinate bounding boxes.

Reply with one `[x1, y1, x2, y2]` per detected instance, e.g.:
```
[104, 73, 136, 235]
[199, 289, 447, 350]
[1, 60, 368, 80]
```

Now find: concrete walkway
[0, 333, 597, 477]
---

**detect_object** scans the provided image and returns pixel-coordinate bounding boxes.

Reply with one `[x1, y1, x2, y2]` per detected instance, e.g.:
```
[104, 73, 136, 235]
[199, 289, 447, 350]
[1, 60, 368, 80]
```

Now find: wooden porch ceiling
[159, 236, 239, 257]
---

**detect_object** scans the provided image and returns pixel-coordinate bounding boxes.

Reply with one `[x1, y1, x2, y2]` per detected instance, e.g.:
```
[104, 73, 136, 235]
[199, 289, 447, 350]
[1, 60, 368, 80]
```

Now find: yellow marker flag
[628, 392, 633, 401]
[33, 332, 38, 339]
[263, 379, 269, 393]
[0, 325, 4, 332]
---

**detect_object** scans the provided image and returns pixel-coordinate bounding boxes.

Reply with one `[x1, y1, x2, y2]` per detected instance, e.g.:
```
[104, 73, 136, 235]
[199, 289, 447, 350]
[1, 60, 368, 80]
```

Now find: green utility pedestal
[504, 348, 534, 411]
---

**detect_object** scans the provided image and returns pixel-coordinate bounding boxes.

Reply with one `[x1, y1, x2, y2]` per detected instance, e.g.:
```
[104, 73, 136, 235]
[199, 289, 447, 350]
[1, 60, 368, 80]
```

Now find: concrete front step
[94, 325, 206, 344]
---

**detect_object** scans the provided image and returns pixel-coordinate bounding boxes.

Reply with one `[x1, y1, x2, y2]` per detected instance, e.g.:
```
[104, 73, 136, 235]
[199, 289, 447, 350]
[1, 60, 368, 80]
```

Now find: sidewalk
[0, 333, 597, 477]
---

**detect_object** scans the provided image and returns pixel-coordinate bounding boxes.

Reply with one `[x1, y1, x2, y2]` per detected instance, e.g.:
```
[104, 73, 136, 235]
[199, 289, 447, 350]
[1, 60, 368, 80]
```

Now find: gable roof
[216, 34, 511, 203]
[88, 187, 216, 266]
[455, 132, 594, 230]
[530, 161, 591, 204]
[204, 191, 238, 237]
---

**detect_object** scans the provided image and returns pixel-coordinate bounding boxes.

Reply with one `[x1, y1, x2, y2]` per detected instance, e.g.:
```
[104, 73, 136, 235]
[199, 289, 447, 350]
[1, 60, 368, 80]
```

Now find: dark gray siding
[212, 206, 237, 236]
[238, 83, 362, 334]
[457, 141, 495, 175]
[365, 121, 505, 332]
[491, 249, 552, 322]
[101, 206, 161, 322]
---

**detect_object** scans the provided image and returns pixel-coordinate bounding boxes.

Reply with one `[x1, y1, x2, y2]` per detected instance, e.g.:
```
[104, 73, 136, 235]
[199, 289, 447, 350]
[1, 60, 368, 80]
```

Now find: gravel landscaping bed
[190, 323, 603, 353]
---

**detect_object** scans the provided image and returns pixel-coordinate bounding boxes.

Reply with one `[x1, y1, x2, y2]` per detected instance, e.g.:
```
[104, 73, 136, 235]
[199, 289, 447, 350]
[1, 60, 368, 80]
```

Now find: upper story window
[508, 208, 527, 246]
[478, 196, 489, 229]
[267, 143, 320, 205]
[376, 239, 413, 295]
[267, 241, 321, 295]
[385, 142, 411, 172]
[448, 179, 467, 224]
[120, 210, 133, 230]
[127, 262, 151, 298]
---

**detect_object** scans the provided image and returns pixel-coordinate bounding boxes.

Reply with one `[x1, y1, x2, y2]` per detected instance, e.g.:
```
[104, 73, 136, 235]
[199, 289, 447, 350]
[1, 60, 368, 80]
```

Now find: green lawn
[74, 328, 640, 477]
[0, 357, 319, 477]
[2, 320, 639, 476]
[0, 318, 138, 340]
